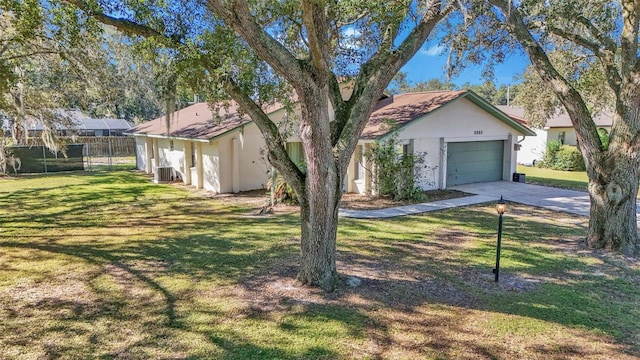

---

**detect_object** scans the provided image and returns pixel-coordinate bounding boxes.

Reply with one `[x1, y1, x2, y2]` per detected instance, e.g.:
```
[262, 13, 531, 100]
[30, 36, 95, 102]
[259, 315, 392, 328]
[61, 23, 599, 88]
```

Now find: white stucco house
[496, 105, 613, 165]
[346, 91, 535, 194]
[128, 90, 535, 195]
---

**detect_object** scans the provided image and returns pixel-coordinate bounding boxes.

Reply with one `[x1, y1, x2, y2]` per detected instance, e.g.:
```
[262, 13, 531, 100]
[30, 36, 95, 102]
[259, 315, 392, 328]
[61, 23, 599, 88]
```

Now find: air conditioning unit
[154, 166, 173, 183]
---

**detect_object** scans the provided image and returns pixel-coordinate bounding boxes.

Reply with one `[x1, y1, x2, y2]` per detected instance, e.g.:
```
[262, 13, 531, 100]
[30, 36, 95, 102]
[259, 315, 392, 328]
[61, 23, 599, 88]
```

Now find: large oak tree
[465, 0, 640, 255]
[58, 0, 456, 291]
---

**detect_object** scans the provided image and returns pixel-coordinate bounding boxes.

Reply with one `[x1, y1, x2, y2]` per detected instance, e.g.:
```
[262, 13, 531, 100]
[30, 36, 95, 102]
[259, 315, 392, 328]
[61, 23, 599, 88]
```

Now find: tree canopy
[48, 0, 458, 291]
[454, 0, 640, 255]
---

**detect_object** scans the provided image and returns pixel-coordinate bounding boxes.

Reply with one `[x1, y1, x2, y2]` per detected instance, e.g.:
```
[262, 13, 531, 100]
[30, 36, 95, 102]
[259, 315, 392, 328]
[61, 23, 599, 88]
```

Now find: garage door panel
[447, 160, 501, 174]
[448, 149, 502, 163]
[447, 141, 504, 186]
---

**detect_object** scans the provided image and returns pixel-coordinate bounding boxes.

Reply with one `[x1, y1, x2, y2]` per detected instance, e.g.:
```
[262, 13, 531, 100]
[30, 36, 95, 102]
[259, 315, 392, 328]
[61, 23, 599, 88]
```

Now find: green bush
[367, 136, 426, 201]
[551, 145, 585, 171]
[540, 139, 562, 167]
[598, 128, 610, 150]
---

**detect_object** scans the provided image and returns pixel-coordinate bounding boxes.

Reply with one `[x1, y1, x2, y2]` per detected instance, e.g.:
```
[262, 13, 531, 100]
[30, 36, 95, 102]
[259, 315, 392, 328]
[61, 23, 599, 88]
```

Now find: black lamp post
[493, 196, 507, 282]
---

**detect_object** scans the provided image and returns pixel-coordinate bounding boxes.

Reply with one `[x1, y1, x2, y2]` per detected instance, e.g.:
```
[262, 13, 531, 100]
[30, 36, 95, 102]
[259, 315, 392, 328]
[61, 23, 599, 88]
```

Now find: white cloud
[343, 27, 361, 37]
[421, 44, 446, 56]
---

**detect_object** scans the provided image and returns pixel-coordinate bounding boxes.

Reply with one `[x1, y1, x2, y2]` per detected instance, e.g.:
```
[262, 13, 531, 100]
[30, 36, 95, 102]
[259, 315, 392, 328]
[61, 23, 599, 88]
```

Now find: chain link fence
[4, 137, 136, 174]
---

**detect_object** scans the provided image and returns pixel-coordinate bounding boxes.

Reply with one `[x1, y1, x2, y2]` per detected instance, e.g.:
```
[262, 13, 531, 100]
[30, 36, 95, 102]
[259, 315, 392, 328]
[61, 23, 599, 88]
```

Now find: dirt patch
[173, 184, 472, 214]
[340, 189, 471, 210]
[202, 228, 639, 359]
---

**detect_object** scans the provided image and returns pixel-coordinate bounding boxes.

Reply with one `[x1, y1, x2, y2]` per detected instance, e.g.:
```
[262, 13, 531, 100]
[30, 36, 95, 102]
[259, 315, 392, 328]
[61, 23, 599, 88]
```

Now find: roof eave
[375, 92, 471, 141]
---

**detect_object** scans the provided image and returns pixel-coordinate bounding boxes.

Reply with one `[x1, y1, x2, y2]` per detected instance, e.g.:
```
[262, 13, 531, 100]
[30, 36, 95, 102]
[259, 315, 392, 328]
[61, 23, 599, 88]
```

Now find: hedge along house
[345, 90, 536, 194]
[129, 102, 285, 193]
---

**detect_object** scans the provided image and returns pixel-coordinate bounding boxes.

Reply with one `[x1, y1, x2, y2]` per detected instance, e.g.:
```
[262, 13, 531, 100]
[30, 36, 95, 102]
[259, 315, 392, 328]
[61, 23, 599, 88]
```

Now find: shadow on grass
[1, 170, 638, 358]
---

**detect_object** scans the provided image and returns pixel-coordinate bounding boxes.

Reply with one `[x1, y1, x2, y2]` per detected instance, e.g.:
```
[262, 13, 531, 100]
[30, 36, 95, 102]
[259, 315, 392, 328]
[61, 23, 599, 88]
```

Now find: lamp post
[493, 196, 507, 282]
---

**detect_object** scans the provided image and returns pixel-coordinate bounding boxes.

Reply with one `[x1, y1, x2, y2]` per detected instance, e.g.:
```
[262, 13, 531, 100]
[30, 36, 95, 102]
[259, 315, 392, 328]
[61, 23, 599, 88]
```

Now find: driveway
[340, 181, 638, 219]
[449, 181, 592, 217]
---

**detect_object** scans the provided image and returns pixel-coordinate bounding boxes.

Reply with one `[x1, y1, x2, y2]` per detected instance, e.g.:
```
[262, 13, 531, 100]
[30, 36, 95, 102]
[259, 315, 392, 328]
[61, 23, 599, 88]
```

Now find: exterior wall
[547, 127, 576, 146]
[156, 138, 186, 181]
[395, 98, 525, 189]
[411, 138, 442, 191]
[237, 124, 270, 191]
[134, 136, 147, 172]
[346, 143, 370, 194]
[517, 128, 548, 165]
[215, 124, 268, 193]
[217, 137, 233, 193]
[201, 142, 220, 193]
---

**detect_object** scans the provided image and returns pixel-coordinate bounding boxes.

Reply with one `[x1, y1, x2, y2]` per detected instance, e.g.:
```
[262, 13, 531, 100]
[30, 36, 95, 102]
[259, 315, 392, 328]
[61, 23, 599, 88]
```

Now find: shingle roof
[1, 109, 134, 131]
[362, 90, 535, 139]
[496, 105, 613, 128]
[128, 102, 283, 140]
[130, 90, 535, 141]
[361, 91, 467, 139]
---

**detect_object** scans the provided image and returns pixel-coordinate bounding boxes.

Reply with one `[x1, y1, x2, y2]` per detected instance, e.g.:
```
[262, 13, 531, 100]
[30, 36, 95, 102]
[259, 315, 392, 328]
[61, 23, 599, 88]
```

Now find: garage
[446, 140, 504, 186]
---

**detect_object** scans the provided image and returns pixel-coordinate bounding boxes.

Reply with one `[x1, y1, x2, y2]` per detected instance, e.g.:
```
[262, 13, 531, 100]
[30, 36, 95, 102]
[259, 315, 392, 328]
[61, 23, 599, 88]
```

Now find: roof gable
[362, 90, 535, 139]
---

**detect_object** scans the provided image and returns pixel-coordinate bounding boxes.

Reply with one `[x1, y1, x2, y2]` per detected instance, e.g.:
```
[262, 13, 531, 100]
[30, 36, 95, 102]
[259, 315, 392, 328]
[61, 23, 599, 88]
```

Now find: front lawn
[1, 170, 638, 359]
[517, 165, 588, 191]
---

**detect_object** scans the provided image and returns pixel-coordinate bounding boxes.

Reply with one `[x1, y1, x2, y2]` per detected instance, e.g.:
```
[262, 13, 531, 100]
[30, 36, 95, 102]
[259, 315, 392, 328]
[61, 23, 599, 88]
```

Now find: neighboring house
[130, 90, 535, 195]
[1, 109, 135, 138]
[496, 105, 613, 165]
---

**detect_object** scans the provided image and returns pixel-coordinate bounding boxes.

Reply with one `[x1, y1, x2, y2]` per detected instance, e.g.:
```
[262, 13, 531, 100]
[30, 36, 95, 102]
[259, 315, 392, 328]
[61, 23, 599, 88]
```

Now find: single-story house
[128, 102, 284, 193]
[1, 109, 135, 138]
[129, 90, 535, 195]
[496, 105, 613, 165]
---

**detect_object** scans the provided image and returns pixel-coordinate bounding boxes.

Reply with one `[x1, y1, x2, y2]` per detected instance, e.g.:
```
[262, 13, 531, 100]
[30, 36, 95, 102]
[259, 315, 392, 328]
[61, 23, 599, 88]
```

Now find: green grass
[517, 165, 589, 191]
[1, 170, 638, 359]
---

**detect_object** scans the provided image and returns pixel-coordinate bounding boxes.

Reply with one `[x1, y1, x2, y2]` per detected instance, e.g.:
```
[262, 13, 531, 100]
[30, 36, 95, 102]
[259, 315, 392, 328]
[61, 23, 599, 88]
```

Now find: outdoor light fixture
[493, 196, 507, 282]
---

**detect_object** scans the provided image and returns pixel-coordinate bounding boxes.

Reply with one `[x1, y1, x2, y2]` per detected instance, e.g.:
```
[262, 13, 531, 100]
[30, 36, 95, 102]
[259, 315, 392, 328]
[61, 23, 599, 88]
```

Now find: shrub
[598, 128, 610, 150]
[367, 136, 426, 201]
[267, 173, 299, 205]
[541, 139, 562, 167]
[552, 145, 585, 171]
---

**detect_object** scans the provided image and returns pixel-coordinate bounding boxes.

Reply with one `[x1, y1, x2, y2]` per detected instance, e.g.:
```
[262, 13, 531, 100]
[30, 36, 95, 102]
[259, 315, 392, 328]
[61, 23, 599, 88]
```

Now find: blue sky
[401, 43, 531, 87]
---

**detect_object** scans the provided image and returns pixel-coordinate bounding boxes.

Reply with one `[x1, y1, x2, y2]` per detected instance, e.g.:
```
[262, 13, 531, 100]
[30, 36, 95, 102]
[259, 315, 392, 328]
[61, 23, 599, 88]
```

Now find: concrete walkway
[450, 181, 592, 217]
[339, 181, 592, 219]
[338, 194, 497, 219]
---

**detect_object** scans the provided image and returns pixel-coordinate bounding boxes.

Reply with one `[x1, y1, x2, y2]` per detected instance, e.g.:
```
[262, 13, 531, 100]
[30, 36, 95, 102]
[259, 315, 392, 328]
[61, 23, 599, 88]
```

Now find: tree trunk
[586, 151, 640, 256]
[296, 160, 341, 292]
[293, 84, 342, 292]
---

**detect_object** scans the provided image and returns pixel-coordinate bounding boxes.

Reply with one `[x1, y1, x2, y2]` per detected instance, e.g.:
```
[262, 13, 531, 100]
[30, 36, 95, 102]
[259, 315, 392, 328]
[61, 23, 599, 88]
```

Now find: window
[190, 142, 196, 168]
[286, 142, 305, 169]
[169, 140, 174, 151]
[558, 131, 565, 145]
[401, 140, 414, 157]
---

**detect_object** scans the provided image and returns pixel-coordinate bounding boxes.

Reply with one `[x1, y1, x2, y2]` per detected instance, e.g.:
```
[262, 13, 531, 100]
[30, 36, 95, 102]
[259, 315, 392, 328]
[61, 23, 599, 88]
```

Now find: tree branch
[65, 0, 170, 40]
[207, 0, 311, 91]
[4, 49, 59, 61]
[301, 0, 331, 79]
[488, 0, 603, 169]
[220, 75, 306, 197]
[620, 0, 640, 75]
[575, 15, 617, 52]
[547, 24, 621, 93]
[547, 25, 609, 58]
[329, 1, 456, 172]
